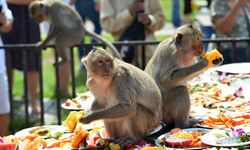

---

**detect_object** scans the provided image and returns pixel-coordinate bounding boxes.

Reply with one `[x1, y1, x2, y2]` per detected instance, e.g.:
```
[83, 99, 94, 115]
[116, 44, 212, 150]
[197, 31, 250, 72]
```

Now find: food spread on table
[156, 128, 209, 149]
[4, 63, 250, 150]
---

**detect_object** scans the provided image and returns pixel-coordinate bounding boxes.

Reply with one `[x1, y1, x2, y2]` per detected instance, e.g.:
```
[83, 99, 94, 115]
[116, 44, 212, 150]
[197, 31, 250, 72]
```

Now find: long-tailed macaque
[145, 24, 222, 129]
[29, 0, 121, 64]
[80, 47, 162, 146]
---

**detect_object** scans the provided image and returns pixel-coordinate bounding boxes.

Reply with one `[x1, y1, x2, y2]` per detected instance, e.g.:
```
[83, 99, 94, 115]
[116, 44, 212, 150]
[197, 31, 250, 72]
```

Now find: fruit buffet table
[1, 63, 250, 150]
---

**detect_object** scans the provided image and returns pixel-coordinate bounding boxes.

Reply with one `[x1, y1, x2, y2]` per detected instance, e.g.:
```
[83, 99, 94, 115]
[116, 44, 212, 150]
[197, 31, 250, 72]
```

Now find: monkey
[29, 0, 121, 64]
[145, 24, 223, 129]
[80, 47, 162, 146]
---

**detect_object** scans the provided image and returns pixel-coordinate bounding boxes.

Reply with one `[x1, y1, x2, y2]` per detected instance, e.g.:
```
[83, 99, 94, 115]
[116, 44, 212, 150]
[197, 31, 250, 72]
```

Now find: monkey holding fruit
[145, 24, 223, 129]
[80, 47, 162, 146]
[29, 0, 121, 64]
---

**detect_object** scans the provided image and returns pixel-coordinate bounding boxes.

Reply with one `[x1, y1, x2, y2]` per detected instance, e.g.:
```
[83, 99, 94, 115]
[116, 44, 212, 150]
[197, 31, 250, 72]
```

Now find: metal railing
[1, 37, 250, 133]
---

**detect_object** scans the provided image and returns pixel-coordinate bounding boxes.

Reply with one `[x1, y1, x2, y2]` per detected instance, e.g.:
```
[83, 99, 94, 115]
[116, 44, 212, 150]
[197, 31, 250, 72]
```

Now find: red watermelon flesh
[0, 143, 17, 150]
[164, 137, 192, 148]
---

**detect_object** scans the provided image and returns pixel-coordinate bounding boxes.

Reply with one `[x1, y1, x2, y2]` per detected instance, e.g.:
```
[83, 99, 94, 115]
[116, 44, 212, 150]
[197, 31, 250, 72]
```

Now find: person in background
[70, 0, 102, 69]
[0, 0, 13, 136]
[210, 0, 250, 64]
[183, 0, 192, 24]
[172, 0, 181, 27]
[100, 0, 165, 67]
[2, 0, 41, 114]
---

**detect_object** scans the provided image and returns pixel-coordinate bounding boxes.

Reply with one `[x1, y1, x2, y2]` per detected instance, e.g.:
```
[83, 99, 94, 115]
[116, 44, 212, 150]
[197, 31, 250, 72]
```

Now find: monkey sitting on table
[29, 0, 121, 64]
[145, 24, 223, 129]
[80, 47, 162, 146]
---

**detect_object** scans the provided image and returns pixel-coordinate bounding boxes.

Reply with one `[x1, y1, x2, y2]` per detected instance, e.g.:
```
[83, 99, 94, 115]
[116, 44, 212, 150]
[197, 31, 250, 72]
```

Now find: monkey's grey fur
[80, 47, 162, 146]
[145, 24, 209, 129]
[29, 0, 121, 64]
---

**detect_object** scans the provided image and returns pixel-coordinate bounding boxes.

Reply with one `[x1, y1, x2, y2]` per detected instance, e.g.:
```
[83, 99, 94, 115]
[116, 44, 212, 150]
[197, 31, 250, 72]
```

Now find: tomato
[65, 101, 71, 106]
[214, 91, 221, 97]
[93, 136, 100, 144]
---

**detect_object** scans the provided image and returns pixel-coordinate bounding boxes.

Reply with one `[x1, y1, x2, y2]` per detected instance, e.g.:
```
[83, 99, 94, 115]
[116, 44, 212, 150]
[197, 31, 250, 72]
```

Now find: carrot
[236, 114, 250, 119]
[208, 116, 221, 122]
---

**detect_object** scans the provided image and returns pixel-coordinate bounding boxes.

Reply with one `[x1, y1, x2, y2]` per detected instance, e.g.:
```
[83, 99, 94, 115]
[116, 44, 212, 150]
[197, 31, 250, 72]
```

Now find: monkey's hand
[202, 49, 223, 67]
[79, 115, 93, 124]
[36, 41, 46, 51]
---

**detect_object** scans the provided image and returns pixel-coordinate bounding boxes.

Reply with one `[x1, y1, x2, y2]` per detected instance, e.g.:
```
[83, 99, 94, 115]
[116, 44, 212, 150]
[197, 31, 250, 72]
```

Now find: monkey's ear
[188, 24, 193, 29]
[40, 3, 44, 8]
[92, 46, 98, 52]
[175, 33, 183, 44]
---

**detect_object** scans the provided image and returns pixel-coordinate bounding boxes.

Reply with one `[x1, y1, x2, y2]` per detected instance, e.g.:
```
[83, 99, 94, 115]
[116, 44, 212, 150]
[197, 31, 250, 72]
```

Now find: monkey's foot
[31, 103, 41, 114]
[115, 138, 135, 147]
[53, 60, 68, 66]
[188, 117, 201, 127]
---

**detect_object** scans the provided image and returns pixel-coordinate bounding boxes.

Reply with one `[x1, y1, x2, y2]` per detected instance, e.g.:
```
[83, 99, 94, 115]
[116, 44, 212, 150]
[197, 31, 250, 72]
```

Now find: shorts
[0, 72, 10, 114]
[9, 49, 40, 71]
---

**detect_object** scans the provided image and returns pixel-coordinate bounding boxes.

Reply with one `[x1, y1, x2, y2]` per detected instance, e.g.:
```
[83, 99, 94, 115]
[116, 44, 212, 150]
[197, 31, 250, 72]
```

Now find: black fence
[1, 37, 250, 134]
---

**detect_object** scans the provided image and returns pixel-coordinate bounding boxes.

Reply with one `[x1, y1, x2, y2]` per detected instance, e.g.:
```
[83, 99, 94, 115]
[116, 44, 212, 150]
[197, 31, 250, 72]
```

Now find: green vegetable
[239, 133, 250, 142]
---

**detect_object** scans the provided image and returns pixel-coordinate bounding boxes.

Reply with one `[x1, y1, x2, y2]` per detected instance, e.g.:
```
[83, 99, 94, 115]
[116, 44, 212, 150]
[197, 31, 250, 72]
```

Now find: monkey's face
[192, 35, 204, 57]
[83, 48, 114, 77]
[29, 1, 47, 23]
[176, 24, 205, 57]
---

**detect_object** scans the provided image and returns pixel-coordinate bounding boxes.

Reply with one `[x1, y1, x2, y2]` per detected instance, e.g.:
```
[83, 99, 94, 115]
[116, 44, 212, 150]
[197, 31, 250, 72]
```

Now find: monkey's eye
[105, 59, 111, 64]
[97, 60, 104, 65]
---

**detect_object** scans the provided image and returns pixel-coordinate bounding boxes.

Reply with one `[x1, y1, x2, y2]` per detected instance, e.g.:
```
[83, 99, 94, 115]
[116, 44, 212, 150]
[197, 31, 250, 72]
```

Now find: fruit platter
[200, 124, 250, 147]
[155, 128, 210, 149]
[61, 91, 95, 110]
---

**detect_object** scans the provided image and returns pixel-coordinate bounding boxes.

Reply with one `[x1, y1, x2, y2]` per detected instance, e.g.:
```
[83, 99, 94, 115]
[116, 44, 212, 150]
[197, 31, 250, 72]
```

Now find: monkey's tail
[85, 30, 122, 60]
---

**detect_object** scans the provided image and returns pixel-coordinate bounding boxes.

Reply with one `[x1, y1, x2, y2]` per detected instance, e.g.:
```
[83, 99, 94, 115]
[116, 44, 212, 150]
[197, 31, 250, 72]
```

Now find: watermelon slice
[164, 137, 192, 148]
[0, 143, 17, 150]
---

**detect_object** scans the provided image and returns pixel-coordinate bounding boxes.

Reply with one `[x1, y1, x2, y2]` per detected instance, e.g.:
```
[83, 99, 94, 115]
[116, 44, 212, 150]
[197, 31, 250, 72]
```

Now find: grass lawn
[12, 0, 206, 99]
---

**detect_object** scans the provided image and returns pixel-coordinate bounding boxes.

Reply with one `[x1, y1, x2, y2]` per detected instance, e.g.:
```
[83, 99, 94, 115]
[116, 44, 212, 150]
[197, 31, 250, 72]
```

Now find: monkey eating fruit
[145, 24, 223, 129]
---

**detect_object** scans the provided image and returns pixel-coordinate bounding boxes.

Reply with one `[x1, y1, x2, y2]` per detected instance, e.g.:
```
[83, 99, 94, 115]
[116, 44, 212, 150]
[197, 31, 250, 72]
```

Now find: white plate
[155, 128, 210, 149]
[194, 123, 214, 129]
[201, 129, 250, 147]
[213, 63, 250, 74]
[82, 120, 104, 130]
[15, 125, 66, 138]
[61, 91, 95, 110]
[61, 100, 93, 110]
[148, 123, 165, 136]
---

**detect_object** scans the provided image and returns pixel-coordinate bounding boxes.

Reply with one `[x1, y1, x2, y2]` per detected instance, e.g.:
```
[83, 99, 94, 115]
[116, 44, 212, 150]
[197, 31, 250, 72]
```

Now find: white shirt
[0, 0, 13, 73]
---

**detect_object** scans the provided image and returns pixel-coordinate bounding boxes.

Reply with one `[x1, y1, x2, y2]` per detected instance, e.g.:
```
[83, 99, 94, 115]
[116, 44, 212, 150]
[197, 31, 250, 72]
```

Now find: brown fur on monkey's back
[113, 59, 162, 123]
[45, 0, 84, 31]
[145, 38, 178, 89]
